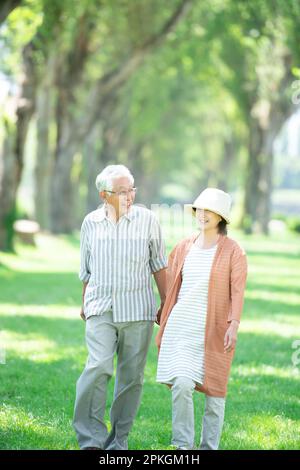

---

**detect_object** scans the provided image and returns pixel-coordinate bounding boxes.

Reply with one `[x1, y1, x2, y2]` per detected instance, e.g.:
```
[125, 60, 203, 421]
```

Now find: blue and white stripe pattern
[156, 242, 218, 386]
[79, 204, 167, 322]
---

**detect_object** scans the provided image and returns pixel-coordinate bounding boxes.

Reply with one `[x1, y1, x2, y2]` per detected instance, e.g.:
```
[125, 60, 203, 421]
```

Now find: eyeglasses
[105, 187, 137, 197]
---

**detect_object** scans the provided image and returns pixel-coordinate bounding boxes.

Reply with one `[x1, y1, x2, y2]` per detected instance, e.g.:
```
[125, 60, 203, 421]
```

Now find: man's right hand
[155, 304, 163, 326]
[80, 306, 86, 321]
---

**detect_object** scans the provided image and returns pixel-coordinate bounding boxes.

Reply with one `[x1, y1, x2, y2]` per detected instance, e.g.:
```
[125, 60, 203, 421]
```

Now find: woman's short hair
[218, 217, 228, 235]
[95, 165, 134, 192]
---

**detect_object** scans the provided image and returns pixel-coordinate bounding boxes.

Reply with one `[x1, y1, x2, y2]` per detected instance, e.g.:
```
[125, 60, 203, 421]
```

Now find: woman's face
[195, 209, 222, 231]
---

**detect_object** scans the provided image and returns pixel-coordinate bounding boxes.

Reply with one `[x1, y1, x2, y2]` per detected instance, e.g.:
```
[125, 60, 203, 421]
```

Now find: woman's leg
[200, 395, 226, 450]
[171, 376, 196, 449]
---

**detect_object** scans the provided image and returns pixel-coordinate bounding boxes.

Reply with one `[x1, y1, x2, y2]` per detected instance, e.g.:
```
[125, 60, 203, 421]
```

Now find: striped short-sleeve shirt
[79, 204, 167, 322]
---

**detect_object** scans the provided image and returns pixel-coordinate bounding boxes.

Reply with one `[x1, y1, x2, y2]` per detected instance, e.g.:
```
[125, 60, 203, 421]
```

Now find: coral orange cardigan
[156, 233, 248, 397]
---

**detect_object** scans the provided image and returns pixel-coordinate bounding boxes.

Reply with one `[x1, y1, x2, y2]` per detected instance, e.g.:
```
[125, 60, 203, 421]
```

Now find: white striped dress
[156, 242, 218, 386]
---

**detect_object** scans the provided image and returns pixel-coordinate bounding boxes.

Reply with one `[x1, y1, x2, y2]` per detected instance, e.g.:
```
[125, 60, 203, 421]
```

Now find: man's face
[101, 176, 136, 215]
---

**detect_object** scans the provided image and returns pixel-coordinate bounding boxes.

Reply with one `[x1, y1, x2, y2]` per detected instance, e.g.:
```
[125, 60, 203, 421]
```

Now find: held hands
[224, 320, 239, 353]
[155, 302, 164, 353]
[155, 301, 165, 326]
[80, 300, 165, 323]
[80, 305, 86, 321]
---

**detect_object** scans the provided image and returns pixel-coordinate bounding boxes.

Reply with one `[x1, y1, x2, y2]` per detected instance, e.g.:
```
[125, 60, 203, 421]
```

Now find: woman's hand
[224, 320, 239, 353]
[155, 332, 162, 351]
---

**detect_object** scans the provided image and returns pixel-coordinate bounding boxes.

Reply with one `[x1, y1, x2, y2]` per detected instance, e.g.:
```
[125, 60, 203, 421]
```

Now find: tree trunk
[243, 109, 294, 235]
[49, 86, 78, 233]
[34, 79, 53, 229]
[0, 119, 18, 251]
[0, 43, 36, 250]
[242, 53, 295, 235]
[255, 124, 276, 234]
[85, 123, 104, 214]
[216, 137, 235, 192]
[85, 92, 129, 214]
[242, 119, 264, 234]
[48, 0, 192, 231]
[0, 0, 21, 23]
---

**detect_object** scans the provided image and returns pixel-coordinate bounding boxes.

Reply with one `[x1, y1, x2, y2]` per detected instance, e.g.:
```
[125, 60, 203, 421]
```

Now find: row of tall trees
[0, 0, 299, 250]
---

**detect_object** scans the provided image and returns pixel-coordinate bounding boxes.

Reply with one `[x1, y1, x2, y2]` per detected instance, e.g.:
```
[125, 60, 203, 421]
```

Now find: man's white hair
[95, 164, 134, 192]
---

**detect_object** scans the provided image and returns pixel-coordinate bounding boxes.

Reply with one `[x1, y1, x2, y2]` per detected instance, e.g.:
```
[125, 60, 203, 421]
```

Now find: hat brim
[185, 204, 230, 224]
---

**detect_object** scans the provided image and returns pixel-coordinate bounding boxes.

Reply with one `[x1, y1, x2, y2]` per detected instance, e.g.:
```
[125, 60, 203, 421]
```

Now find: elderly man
[73, 164, 167, 450]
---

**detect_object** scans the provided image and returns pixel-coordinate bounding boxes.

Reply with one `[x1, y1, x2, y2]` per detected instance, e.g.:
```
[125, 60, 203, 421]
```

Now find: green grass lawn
[0, 228, 300, 450]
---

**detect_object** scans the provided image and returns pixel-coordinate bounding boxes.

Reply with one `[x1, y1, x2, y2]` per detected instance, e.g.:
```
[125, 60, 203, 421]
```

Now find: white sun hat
[186, 188, 232, 224]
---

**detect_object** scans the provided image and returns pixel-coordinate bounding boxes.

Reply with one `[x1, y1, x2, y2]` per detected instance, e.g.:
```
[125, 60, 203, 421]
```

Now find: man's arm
[153, 268, 167, 303]
[80, 281, 88, 321]
[78, 218, 91, 321]
[153, 268, 167, 325]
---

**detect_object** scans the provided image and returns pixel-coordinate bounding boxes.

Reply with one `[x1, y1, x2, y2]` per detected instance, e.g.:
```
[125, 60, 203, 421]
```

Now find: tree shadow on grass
[0, 314, 85, 347]
[0, 324, 299, 449]
[246, 281, 300, 296]
[133, 328, 300, 449]
[0, 354, 117, 450]
[243, 297, 300, 318]
[59, 233, 80, 249]
[0, 272, 80, 305]
[246, 250, 300, 261]
[0, 288, 298, 354]
[234, 330, 299, 369]
[0, 423, 76, 450]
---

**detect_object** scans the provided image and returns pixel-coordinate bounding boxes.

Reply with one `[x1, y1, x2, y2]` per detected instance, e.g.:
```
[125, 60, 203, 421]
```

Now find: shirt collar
[91, 204, 135, 222]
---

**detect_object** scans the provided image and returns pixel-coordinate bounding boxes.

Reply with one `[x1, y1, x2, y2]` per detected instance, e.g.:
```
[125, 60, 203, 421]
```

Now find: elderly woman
[155, 188, 248, 450]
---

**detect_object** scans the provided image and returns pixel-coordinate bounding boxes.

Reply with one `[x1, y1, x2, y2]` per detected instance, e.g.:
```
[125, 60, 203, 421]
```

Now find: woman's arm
[224, 319, 240, 353]
[227, 245, 248, 323]
[224, 244, 248, 352]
